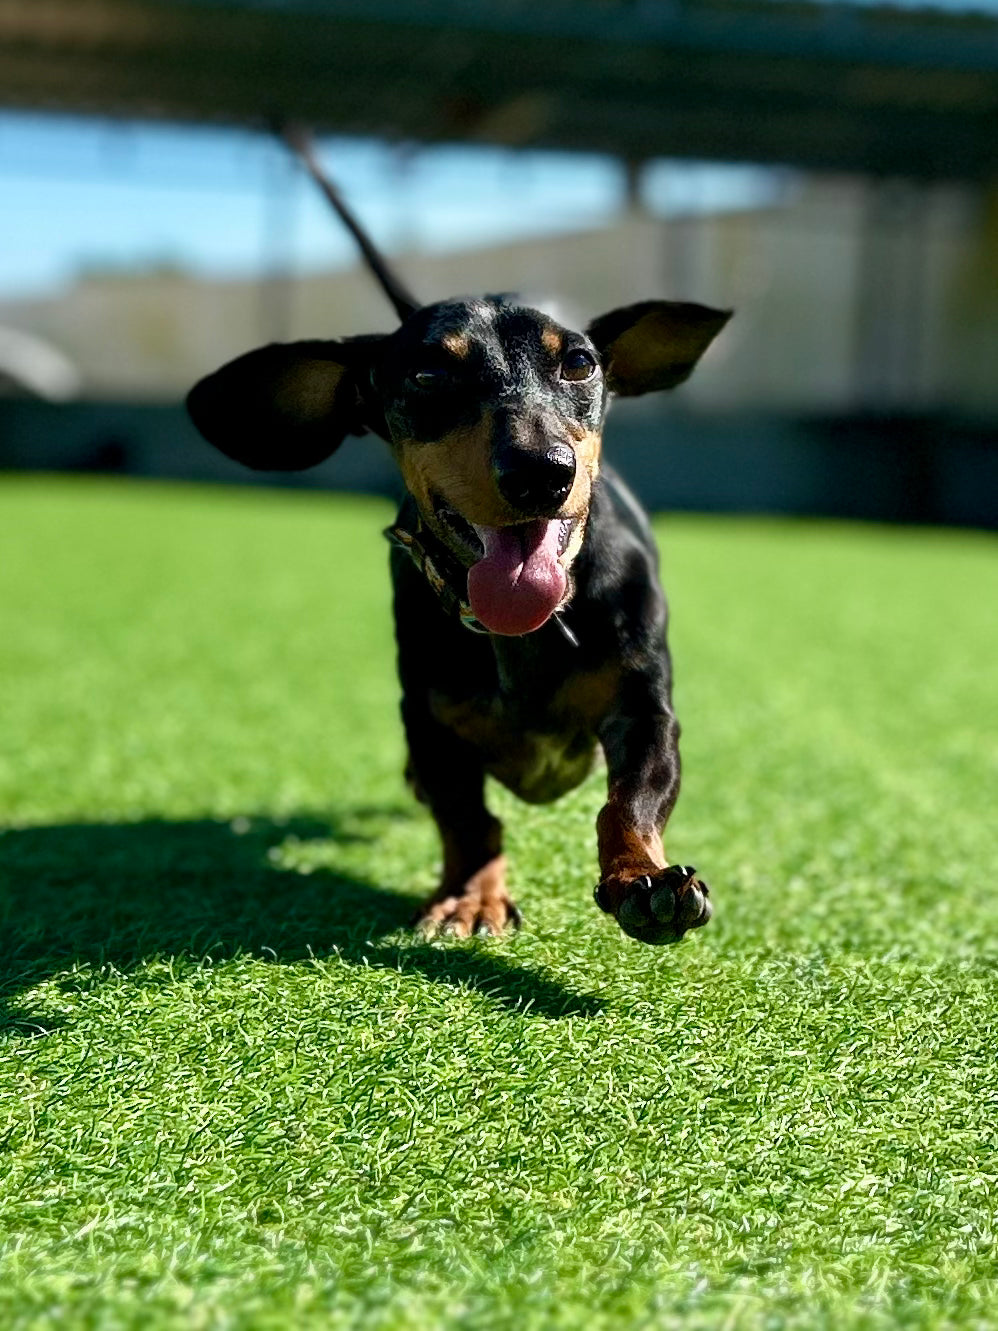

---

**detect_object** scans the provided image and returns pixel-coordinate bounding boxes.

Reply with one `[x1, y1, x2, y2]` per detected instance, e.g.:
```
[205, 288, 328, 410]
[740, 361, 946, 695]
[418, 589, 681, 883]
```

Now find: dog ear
[186, 337, 385, 471]
[586, 301, 731, 397]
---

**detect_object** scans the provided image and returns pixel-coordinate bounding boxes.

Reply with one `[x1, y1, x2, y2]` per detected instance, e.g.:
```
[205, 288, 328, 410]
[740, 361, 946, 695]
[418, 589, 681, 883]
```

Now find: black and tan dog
[187, 141, 730, 945]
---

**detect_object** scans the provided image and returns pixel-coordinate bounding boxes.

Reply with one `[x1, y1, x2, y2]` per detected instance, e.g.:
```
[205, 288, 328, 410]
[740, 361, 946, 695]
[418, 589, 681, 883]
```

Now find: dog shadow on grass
[0, 811, 602, 1032]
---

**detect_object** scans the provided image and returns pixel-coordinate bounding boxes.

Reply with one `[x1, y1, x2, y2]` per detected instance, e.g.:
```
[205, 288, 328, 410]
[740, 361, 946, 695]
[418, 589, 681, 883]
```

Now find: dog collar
[385, 520, 489, 634]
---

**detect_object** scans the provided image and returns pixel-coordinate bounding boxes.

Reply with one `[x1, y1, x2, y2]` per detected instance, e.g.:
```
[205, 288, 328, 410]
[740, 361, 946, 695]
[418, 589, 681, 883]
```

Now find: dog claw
[411, 888, 521, 940]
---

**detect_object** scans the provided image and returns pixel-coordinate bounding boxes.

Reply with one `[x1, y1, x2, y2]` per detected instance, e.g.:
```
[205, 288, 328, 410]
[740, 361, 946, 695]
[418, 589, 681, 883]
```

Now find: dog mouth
[433, 502, 485, 559]
[433, 501, 575, 561]
[433, 499, 576, 637]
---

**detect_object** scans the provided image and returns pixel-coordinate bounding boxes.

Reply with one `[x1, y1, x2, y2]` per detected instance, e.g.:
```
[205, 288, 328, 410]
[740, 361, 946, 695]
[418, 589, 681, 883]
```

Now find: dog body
[391, 454, 687, 942]
[188, 213, 728, 945]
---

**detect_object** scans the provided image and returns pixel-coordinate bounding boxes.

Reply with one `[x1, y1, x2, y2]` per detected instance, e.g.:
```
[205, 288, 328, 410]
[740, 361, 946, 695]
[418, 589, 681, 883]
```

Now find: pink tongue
[467, 519, 567, 636]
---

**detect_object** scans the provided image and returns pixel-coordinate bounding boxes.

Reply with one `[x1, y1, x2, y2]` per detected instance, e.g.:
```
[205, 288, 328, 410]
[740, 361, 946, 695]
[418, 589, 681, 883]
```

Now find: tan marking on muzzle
[568, 424, 602, 479]
[395, 412, 512, 528]
[556, 426, 603, 560]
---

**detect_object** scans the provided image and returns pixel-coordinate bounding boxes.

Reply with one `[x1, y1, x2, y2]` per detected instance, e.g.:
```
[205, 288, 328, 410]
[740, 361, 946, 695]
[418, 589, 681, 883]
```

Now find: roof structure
[1, 0, 997, 177]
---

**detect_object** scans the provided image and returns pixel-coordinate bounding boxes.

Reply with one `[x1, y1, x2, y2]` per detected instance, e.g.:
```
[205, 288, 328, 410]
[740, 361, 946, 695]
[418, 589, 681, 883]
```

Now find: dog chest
[427, 663, 619, 804]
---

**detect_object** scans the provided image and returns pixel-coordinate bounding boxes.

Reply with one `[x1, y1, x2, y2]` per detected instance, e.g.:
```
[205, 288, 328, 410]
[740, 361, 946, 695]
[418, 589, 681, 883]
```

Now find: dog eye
[561, 349, 597, 383]
[410, 367, 450, 391]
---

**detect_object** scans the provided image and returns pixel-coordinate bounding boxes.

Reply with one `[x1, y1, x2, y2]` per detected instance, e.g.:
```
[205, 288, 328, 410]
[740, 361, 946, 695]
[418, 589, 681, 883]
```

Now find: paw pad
[595, 865, 712, 945]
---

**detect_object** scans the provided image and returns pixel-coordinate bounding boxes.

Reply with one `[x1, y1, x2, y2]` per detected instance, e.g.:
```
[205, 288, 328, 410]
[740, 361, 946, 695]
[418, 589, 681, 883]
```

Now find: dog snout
[494, 443, 576, 516]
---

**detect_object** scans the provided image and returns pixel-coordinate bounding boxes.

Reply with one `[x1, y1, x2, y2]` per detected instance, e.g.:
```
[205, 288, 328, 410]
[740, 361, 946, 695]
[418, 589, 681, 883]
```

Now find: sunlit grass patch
[0, 475, 995, 1329]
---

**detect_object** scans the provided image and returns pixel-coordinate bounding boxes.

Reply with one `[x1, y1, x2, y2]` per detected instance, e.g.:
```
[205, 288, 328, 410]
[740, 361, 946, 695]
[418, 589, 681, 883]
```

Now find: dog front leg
[402, 698, 520, 938]
[593, 707, 712, 945]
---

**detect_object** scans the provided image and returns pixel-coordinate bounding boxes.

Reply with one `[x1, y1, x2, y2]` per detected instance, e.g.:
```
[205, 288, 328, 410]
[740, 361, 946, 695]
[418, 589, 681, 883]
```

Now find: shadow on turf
[0, 812, 602, 1030]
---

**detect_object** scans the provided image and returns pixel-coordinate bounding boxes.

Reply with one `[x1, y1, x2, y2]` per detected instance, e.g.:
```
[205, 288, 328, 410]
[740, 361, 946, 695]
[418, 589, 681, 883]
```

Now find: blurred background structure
[1, 0, 997, 526]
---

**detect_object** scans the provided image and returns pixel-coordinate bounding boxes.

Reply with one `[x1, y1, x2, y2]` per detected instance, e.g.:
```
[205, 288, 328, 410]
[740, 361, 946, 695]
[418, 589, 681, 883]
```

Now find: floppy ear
[587, 301, 731, 397]
[186, 337, 383, 471]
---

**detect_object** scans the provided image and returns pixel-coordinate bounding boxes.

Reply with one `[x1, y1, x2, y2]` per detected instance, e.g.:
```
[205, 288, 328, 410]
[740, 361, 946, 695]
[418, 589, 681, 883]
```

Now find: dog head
[187, 296, 729, 635]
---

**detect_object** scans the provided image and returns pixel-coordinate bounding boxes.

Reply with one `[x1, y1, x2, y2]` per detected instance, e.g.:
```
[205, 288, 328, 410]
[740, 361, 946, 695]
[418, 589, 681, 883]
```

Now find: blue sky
[0, 113, 788, 300]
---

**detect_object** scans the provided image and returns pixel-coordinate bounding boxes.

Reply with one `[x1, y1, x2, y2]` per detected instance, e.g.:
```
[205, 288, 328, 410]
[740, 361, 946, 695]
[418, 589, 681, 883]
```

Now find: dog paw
[413, 874, 522, 940]
[593, 865, 711, 945]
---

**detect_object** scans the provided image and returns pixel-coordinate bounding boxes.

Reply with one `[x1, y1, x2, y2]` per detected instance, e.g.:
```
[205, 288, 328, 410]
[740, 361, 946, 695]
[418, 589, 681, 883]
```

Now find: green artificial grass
[0, 474, 996, 1330]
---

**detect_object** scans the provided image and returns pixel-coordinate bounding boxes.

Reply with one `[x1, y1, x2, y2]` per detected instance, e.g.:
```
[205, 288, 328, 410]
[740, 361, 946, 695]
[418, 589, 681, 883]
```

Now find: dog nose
[495, 444, 576, 516]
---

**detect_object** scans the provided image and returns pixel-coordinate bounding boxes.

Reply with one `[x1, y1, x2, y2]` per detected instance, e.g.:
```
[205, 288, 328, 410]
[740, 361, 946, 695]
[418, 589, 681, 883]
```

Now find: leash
[385, 519, 579, 647]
